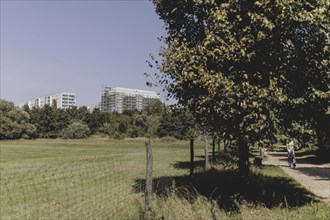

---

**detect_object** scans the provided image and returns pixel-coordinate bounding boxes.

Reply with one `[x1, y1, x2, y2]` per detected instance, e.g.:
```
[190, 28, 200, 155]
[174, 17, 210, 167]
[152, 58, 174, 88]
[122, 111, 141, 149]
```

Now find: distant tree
[22, 104, 30, 114]
[76, 106, 90, 122]
[84, 108, 111, 134]
[29, 105, 58, 138]
[118, 114, 130, 134]
[122, 109, 139, 117]
[100, 113, 132, 138]
[66, 106, 79, 121]
[0, 99, 36, 139]
[143, 100, 163, 116]
[146, 115, 161, 138]
[141, 101, 163, 138]
[55, 108, 70, 133]
[131, 113, 148, 137]
[157, 107, 195, 140]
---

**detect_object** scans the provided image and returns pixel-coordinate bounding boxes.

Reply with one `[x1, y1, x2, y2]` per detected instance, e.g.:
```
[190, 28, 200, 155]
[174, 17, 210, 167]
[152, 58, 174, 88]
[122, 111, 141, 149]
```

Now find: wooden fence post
[190, 138, 194, 177]
[145, 140, 153, 211]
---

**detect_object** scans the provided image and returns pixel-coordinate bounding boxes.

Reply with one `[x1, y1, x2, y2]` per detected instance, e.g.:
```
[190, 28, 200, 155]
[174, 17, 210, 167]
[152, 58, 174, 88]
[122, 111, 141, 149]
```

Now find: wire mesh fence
[0, 139, 187, 219]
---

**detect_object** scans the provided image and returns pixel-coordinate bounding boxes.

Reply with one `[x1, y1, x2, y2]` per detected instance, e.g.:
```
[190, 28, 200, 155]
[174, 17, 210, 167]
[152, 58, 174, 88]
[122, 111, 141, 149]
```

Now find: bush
[22, 123, 37, 139]
[61, 121, 90, 139]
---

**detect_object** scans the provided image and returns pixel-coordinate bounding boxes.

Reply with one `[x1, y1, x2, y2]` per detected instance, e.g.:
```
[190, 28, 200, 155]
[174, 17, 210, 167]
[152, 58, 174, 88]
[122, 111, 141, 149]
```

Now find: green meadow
[0, 138, 199, 219]
[0, 138, 328, 219]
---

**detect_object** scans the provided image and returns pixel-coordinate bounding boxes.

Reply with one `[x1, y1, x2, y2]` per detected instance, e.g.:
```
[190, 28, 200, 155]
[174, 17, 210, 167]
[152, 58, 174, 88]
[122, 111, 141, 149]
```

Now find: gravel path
[263, 151, 330, 204]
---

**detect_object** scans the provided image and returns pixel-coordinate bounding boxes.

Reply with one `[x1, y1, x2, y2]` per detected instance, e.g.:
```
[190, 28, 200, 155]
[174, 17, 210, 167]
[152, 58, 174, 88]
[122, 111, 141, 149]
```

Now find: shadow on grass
[176, 152, 238, 170]
[132, 166, 317, 213]
[173, 160, 205, 170]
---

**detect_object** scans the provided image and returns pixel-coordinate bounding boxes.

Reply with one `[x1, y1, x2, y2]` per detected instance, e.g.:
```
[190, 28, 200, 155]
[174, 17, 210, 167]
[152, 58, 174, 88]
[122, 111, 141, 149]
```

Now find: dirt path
[263, 151, 330, 204]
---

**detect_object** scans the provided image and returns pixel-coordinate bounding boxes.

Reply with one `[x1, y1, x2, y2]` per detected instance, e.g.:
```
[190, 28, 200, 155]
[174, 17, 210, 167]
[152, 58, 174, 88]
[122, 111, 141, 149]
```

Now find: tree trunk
[224, 139, 227, 152]
[217, 138, 221, 154]
[190, 138, 194, 177]
[238, 137, 249, 178]
[203, 134, 209, 170]
[212, 137, 215, 162]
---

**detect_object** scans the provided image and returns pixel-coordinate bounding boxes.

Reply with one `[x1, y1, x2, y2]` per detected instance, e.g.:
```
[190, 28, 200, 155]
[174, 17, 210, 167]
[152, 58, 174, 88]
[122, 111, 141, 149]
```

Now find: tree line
[150, 0, 329, 177]
[0, 99, 195, 140]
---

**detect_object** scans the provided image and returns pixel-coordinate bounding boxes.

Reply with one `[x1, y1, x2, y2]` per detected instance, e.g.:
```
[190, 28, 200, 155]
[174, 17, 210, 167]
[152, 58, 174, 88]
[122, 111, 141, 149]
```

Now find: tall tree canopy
[152, 0, 329, 176]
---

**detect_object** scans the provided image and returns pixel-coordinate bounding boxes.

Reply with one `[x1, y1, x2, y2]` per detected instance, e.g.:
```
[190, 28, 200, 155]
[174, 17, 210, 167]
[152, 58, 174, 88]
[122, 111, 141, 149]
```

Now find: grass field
[1, 138, 329, 219]
[0, 138, 204, 219]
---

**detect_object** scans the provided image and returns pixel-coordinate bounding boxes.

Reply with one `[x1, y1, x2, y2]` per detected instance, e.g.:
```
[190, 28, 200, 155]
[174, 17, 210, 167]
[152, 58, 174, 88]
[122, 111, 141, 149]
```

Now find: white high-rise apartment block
[19, 92, 76, 109]
[101, 87, 160, 113]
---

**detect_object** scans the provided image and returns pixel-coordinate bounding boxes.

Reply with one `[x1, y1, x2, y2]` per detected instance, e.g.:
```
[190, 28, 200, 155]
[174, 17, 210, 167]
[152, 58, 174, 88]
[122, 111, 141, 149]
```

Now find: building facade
[86, 104, 100, 113]
[101, 87, 160, 113]
[19, 92, 76, 109]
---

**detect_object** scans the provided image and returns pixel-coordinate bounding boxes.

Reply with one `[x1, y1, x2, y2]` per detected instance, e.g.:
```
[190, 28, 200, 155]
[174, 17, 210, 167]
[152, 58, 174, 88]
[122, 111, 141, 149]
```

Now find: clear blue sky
[1, 0, 166, 106]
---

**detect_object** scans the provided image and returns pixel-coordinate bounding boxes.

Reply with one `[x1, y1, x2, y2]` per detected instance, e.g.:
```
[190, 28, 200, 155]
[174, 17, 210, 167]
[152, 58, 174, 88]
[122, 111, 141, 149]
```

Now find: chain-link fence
[0, 139, 191, 219]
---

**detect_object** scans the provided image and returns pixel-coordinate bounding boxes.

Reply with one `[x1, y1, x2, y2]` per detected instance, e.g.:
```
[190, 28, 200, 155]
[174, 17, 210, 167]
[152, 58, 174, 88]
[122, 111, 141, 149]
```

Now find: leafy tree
[76, 106, 90, 122]
[143, 100, 164, 116]
[277, 17, 329, 150]
[0, 99, 36, 139]
[55, 108, 70, 133]
[131, 113, 148, 137]
[66, 106, 79, 120]
[100, 113, 132, 138]
[157, 107, 195, 140]
[137, 101, 163, 138]
[146, 115, 161, 138]
[85, 108, 111, 134]
[117, 114, 130, 134]
[152, 0, 329, 176]
[29, 104, 61, 138]
[288, 122, 317, 149]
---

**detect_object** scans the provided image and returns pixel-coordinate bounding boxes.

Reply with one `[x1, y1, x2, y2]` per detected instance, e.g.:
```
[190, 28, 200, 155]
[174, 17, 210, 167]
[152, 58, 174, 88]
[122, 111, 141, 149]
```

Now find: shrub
[61, 121, 90, 139]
